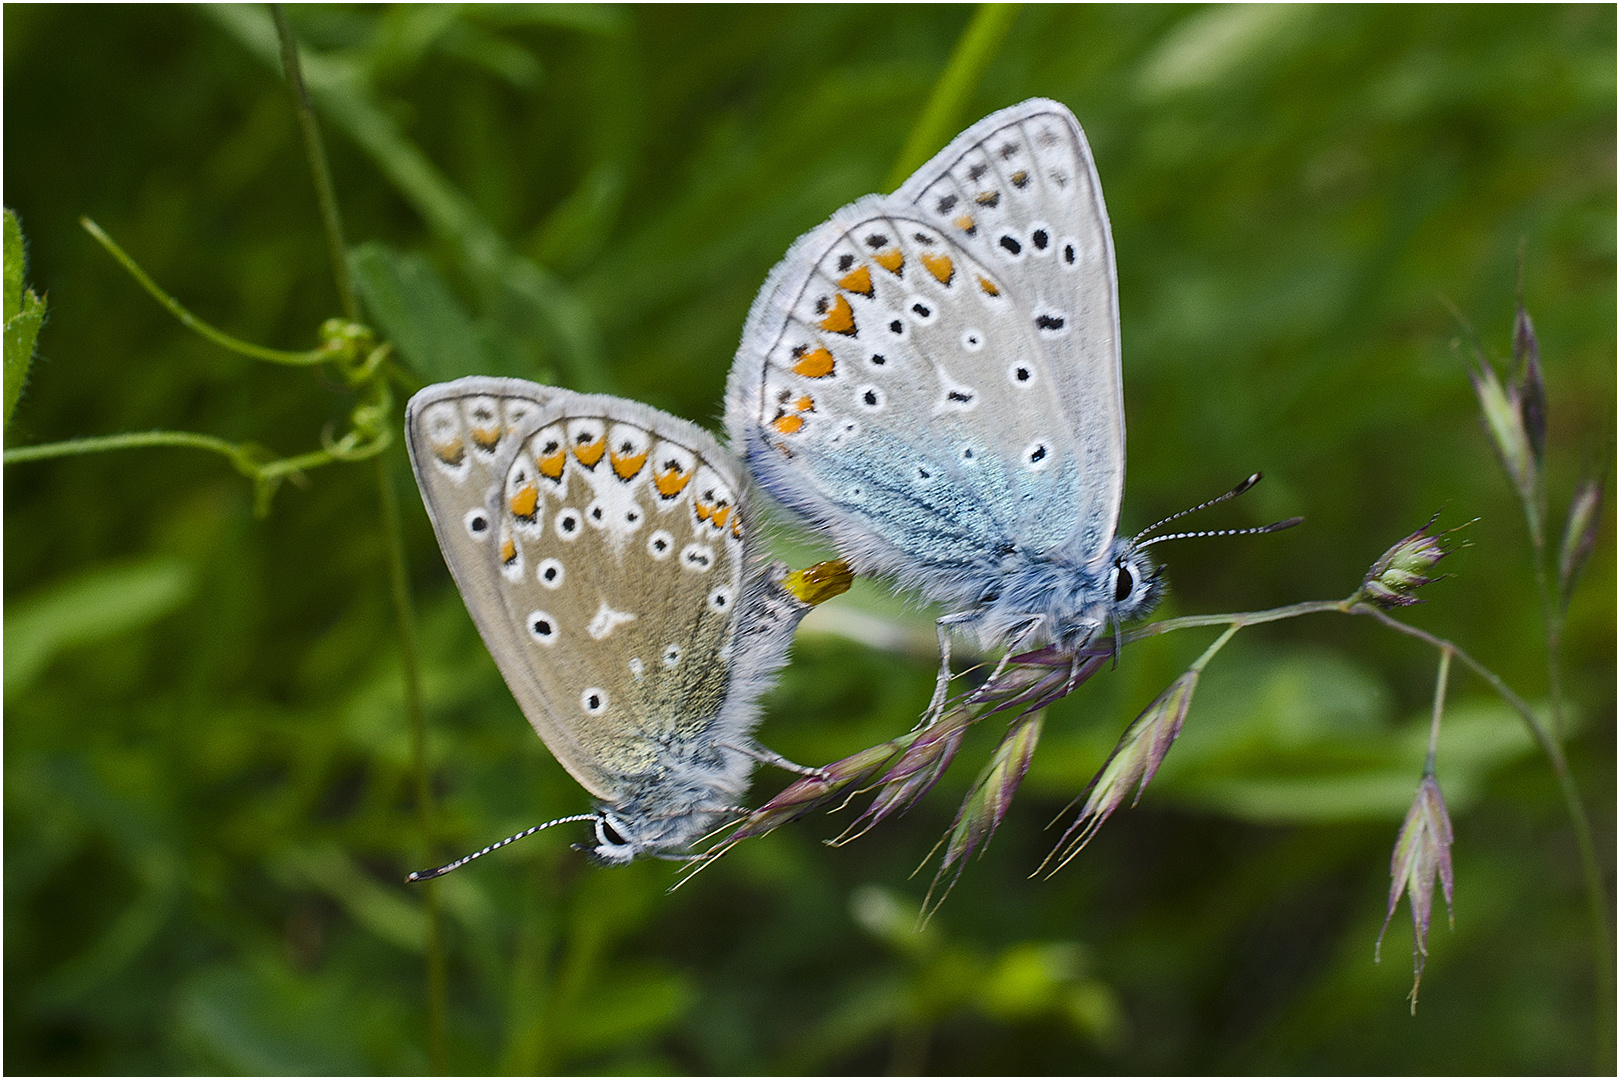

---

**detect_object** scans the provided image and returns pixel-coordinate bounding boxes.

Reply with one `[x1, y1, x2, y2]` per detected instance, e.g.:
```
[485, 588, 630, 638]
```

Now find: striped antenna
[405, 814, 599, 882]
[1137, 517, 1303, 549]
[1132, 473, 1264, 545]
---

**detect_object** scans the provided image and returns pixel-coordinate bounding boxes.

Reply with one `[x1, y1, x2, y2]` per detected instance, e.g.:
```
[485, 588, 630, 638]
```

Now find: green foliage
[4, 556, 197, 698]
[4, 207, 46, 429]
[4, 4, 1613, 1075]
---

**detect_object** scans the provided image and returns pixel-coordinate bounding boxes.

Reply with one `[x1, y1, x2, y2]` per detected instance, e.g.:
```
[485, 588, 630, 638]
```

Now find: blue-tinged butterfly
[404, 379, 840, 873]
[727, 99, 1292, 717]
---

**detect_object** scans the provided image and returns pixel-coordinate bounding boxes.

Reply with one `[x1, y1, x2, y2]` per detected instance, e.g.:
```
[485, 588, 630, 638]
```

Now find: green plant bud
[1558, 476, 1605, 611]
[1360, 516, 1462, 608]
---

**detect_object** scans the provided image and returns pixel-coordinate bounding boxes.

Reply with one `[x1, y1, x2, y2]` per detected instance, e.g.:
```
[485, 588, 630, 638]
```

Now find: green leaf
[350, 241, 494, 381]
[4, 207, 45, 428]
[4, 557, 197, 699]
[4, 207, 23, 323]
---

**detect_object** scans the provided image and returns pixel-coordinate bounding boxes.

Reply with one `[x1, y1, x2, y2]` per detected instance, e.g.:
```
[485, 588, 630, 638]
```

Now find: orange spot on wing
[611, 449, 648, 480]
[654, 465, 693, 498]
[433, 439, 465, 466]
[500, 537, 517, 564]
[710, 505, 731, 529]
[471, 425, 501, 451]
[772, 414, 804, 435]
[837, 265, 873, 297]
[572, 435, 606, 468]
[537, 448, 566, 481]
[794, 395, 814, 412]
[874, 247, 904, 275]
[819, 294, 856, 336]
[509, 484, 539, 519]
[953, 214, 976, 234]
[920, 252, 955, 285]
[978, 276, 1001, 297]
[792, 347, 836, 379]
[731, 513, 742, 539]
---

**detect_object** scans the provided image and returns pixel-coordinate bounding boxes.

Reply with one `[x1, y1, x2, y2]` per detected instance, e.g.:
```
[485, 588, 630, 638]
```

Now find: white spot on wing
[587, 600, 637, 640]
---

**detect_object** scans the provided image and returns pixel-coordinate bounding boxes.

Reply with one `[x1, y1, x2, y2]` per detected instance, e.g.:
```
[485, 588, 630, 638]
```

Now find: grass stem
[884, 4, 1020, 192]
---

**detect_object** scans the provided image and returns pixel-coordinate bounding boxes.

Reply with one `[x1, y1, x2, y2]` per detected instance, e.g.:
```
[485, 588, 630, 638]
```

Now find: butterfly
[404, 378, 837, 871]
[728, 98, 1215, 714]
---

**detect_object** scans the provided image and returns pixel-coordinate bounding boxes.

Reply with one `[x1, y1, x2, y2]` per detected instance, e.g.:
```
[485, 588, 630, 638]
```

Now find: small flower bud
[1558, 475, 1605, 612]
[722, 739, 900, 846]
[1044, 670, 1198, 874]
[1360, 515, 1464, 609]
[931, 713, 1044, 898]
[1512, 302, 1546, 468]
[1466, 351, 1536, 505]
[317, 318, 376, 364]
[1376, 775, 1455, 1013]
[973, 650, 1109, 719]
[783, 559, 854, 606]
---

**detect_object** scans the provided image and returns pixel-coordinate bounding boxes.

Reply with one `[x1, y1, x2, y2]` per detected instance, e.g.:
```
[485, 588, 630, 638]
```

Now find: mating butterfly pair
[407, 100, 1188, 871]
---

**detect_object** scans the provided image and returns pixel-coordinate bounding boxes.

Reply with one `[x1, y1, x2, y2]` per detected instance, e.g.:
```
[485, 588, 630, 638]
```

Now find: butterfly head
[576, 810, 647, 866]
[576, 804, 728, 866]
[1103, 537, 1163, 625]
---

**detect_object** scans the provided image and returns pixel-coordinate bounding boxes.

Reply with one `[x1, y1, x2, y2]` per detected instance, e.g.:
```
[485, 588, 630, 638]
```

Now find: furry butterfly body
[407, 378, 816, 864]
[727, 99, 1161, 699]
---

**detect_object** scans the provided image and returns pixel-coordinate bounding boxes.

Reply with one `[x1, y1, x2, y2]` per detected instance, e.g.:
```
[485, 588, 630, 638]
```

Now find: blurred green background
[5, 4, 1614, 1074]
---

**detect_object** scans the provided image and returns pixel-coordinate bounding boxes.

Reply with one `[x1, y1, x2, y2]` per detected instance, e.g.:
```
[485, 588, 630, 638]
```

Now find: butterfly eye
[1114, 564, 1135, 604]
[599, 817, 628, 846]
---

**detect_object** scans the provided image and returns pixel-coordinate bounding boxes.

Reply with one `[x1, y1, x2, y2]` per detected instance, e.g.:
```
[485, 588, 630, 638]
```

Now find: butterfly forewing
[407, 379, 622, 798]
[743, 205, 1088, 580]
[897, 99, 1125, 562]
[409, 381, 755, 803]
[489, 398, 749, 785]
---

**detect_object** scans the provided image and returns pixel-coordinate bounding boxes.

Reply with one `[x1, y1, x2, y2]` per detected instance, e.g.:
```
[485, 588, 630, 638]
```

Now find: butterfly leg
[722, 741, 826, 779]
[980, 615, 1046, 692]
[919, 611, 979, 728]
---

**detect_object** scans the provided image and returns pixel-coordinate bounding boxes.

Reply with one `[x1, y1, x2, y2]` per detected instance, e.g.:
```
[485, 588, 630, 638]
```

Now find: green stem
[884, 4, 1020, 191]
[1425, 648, 1451, 777]
[375, 453, 447, 1073]
[79, 218, 328, 366]
[1532, 550, 1567, 746]
[269, 8, 445, 1066]
[2, 429, 261, 473]
[1123, 597, 1353, 643]
[271, 4, 359, 323]
[1188, 623, 1241, 673]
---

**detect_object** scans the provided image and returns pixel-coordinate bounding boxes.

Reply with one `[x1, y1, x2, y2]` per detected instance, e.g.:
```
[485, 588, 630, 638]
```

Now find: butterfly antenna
[1137, 517, 1303, 550]
[405, 813, 599, 882]
[1132, 472, 1265, 545]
